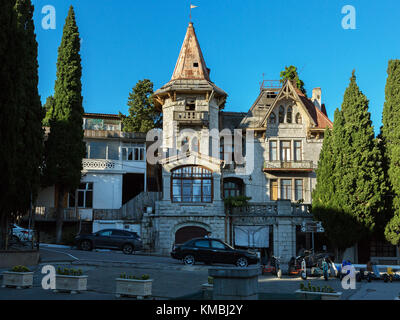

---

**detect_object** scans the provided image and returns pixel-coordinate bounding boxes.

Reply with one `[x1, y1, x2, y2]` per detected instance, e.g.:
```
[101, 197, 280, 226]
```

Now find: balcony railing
[263, 160, 316, 172]
[228, 202, 311, 217]
[29, 207, 81, 221]
[173, 111, 209, 125]
[82, 159, 123, 171]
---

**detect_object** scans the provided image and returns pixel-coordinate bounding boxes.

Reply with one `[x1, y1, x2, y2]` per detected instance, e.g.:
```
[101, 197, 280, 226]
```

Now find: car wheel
[122, 244, 134, 255]
[236, 257, 248, 268]
[183, 255, 195, 266]
[80, 240, 92, 251]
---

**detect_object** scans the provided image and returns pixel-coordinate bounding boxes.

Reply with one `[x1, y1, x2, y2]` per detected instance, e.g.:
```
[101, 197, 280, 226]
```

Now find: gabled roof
[260, 80, 333, 129]
[171, 22, 210, 81]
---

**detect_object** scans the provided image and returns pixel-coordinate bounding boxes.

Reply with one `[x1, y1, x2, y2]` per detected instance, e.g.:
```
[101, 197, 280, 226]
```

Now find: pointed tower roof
[171, 22, 210, 81]
[154, 22, 227, 110]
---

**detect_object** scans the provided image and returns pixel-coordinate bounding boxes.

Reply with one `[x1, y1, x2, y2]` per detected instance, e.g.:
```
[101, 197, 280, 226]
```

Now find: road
[1, 245, 400, 300]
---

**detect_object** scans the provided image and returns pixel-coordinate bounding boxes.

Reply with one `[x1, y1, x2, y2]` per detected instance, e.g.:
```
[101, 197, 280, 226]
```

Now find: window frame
[171, 165, 214, 204]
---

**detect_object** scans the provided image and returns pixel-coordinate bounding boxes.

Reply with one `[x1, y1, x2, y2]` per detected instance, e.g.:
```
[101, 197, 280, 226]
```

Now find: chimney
[312, 88, 322, 109]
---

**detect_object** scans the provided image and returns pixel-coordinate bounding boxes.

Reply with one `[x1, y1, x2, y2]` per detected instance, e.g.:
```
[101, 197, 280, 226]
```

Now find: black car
[75, 229, 142, 254]
[170, 238, 259, 267]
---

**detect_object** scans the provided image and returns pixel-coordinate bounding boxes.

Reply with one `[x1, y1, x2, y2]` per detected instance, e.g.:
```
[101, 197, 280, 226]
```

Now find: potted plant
[115, 273, 153, 299]
[55, 267, 88, 294]
[296, 281, 342, 300]
[1, 266, 34, 289]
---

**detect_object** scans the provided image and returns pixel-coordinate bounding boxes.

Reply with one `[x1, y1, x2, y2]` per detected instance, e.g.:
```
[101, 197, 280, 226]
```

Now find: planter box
[201, 283, 213, 300]
[1, 271, 34, 289]
[55, 275, 88, 294]
[115, 278, 153, 299]
[295, 289, 342, 300]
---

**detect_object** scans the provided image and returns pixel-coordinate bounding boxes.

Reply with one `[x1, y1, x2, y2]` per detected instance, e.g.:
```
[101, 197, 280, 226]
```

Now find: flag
[190, 5, 198, 9]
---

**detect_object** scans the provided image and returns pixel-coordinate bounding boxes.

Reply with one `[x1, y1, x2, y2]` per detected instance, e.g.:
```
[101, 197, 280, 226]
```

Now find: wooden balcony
[263, 160, 316, 173]
[173, 111, 209, 126]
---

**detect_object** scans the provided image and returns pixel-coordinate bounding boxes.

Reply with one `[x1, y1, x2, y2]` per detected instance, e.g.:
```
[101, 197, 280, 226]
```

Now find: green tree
[312, 72, 387, 258]
[42, 96, 55, 126]
[381, 60, 400, 245]
[43, 6, 85, 244]
[120, 79, 162, 133]
[12, 0, 44, 217]
[0, 0, 18, 249]
[339, 71, 387, 233]
[280, 65, 306, 95]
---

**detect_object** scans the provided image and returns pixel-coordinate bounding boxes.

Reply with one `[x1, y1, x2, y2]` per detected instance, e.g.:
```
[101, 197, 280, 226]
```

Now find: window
[279, 106, 285, 123]
[193, 62, 199, 68]
[98, 230, 112, 237]
[87, 142, 120, 160]
[295, 113, 302, 124]
[287, 106, 293, 123]
[370, 240, 397, 257]
[122, 147, 145, 161]
[211, 240, 226, 250]
[269, 141, 277, 161]
[280, 141, 291, 161]
[281, 180, 292, 200]
[171, 166, 213, 203]
[223, 179, 244, 198]
[294, 141, 302, 161]
[89, 141, 107, 159]
[295, 179, 303, 201]
[112, 230, 129, 237]
[194, 240, 210, 248]
[268, 112, 276, 124]
[68, 183, 93, 208]
[185, 98, 196, 111]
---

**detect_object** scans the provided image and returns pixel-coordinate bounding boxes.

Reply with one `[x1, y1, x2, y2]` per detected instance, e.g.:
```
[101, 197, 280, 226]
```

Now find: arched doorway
[175, 226, 208, 245]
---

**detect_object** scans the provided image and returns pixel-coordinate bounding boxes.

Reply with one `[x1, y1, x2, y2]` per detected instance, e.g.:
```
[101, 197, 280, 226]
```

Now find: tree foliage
[280, 65, 306, 95]
[312, 71, 387, 252]
[13, 0, 44, 212]
[120, 79, 162, 133]
[381, 60, 400, 245]
[0, 0, 18, 248]
[43, 6, 85, 243]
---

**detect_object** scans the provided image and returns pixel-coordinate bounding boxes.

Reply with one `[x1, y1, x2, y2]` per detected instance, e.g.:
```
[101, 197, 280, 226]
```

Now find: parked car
[170, 238, 259, 267]
[75, 229, 143, 254]
[11, 224, 34, 242]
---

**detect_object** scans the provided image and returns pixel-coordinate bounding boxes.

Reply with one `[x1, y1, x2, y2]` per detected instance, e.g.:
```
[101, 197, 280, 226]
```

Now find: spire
[171, 22, 210, 81]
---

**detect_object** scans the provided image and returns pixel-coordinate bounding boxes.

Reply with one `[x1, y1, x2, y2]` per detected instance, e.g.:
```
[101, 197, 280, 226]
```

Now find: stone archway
[175, 226, 208, 245]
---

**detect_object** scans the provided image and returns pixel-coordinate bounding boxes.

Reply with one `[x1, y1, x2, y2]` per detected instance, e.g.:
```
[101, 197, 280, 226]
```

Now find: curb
[39, 244, 72, 249]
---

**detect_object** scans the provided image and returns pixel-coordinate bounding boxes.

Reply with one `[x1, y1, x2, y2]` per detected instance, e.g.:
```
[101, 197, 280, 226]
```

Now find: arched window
[295, 113, 302, 124]
[287, 106, 293, 123]
[279, 106, 285, 123]
[171, 166, 213, 203]
[268, 112, 276, 124]
[223, 178, 244, 198]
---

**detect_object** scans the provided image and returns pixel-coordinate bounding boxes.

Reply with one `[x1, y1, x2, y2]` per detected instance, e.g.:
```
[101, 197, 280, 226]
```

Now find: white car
[11, 224, 34, 242]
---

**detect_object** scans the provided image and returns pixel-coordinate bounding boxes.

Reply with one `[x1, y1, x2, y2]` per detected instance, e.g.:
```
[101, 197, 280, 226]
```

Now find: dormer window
[279, 106, 285, 123]
[193, 62, 199, 68]
[185, 98, 196, 111]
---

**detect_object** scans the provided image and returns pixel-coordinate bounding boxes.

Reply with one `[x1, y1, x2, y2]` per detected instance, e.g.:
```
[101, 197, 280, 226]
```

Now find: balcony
[24, 207, 82, 221]
[263, 160, 316, 173]
[173, 111, 209, 126]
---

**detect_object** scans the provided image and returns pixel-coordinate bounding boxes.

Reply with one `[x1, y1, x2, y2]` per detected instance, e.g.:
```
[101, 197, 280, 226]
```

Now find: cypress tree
[312, 72, 387, 258]
[0, 0, 18, 248]
[339, 71, 387, 234]
[12, 0, 44, 216]
[381, 60, 400, 245]
[43, 6, 85, 244]
[312, 111, 363, 256]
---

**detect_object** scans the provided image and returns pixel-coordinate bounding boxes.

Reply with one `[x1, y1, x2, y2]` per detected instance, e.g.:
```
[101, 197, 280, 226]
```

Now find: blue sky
[33, 0, 400, 134]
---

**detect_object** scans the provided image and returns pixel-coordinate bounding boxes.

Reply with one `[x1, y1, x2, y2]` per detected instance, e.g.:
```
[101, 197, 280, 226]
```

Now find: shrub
[11, 265, 30, 273]
[56, 267, 83, 276]
[119, 273, 150, 280]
